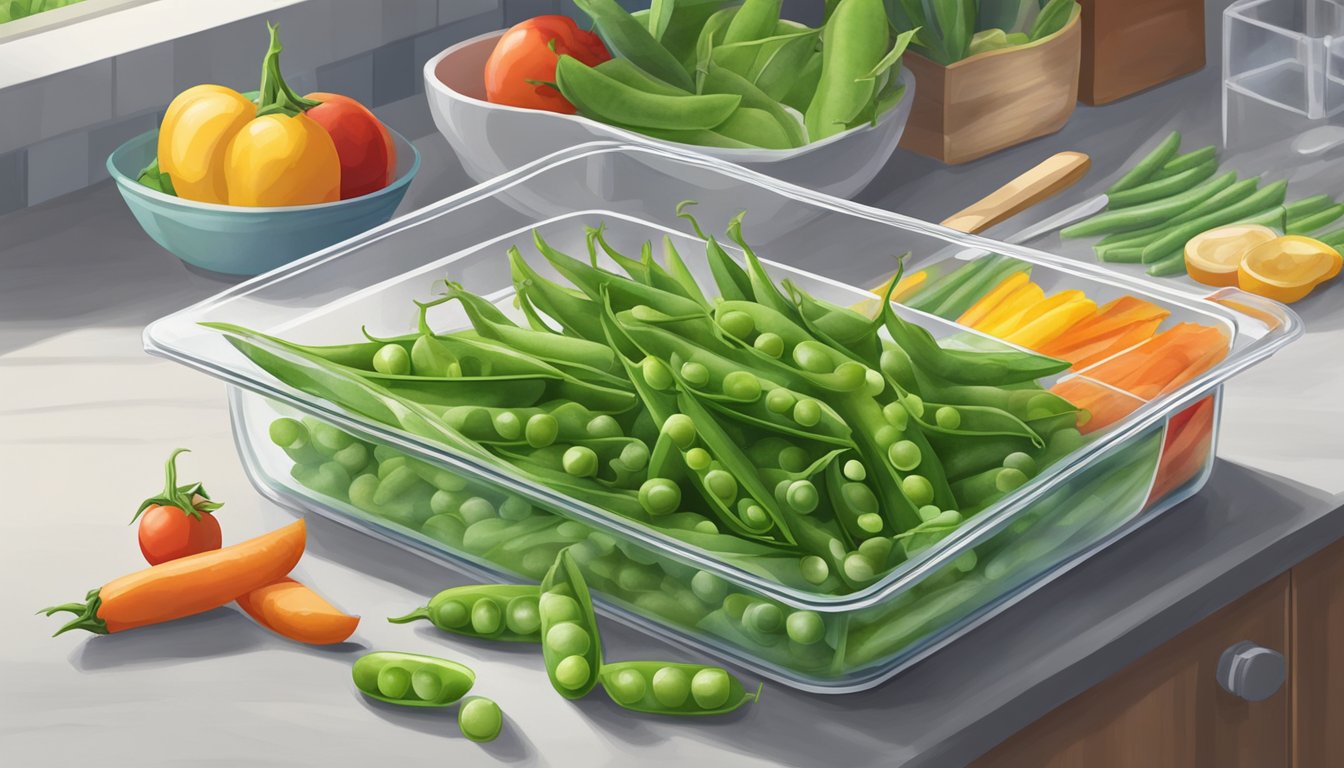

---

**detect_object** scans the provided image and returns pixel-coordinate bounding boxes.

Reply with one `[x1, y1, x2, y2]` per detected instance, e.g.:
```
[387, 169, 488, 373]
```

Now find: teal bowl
[108, 128, 420, 276]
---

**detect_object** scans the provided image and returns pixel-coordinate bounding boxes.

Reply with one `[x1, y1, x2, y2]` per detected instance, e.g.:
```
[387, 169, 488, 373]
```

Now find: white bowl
[423, 30, 915, 200]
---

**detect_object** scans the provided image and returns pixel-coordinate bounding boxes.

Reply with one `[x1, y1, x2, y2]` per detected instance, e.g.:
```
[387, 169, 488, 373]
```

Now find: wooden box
[898, 11, 1082, 165]
[1078, 0, 1207, 105]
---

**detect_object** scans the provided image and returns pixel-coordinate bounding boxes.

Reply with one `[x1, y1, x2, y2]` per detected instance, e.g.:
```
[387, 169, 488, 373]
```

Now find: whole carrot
[41, 519, 306, 636]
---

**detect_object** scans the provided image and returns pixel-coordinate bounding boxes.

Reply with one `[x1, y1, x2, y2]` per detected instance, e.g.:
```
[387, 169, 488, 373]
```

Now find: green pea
[1002, 451, 1037, 476]
[793, 399, 821, 427]
[546, 622, 591, 657]
[498, 496, 533, 521]
[843, 551, 875, 582]
[606, 666, 648, 705]
[680, 361, 710, 387]
[765, 388, 795, 414]
[412, 668, 444, 702]
[663, 414, 696, 448]
[693, 520, 719, 535]
[562, 445, 599, 477]
[353, 652, 475, 708]
[372, 344, 410, 375]
[377, 665, 412, 699]
[422, 513, 465, 546]
[684, 447, 711, 471]
[904, 394, 926, 419]
[723, 593, 753, 620]
[493, 411, 522, 441]
[458, 696, 503, 743]
[996, 467, 1029, 492]
[862, 367, 886, 397]
[785, 611, 825, 645]
[540, 593, 582, 624]
[526, 413, 559, 448]
[858, 535, 892, 566]
[800, 555, 830, 585]
[434, 599, 470, 629]
[742, 503, 769, 528]
[704, 469, 737, 501]
[880, 346, 915, 386]
[778, 445, 808, 473]
[555, 655, 591, 691]
[690, 667, 731, 709]
[691, 570, 728, 604]
[722, 371, 761, 401]
[843, 459, 867, 482]
[744, 602, 783, 634]
[642, 356, 674, 390]
[754, 332, 784, 357]
[888, 440, 922, 471]
[269, 417, 305, 448]
[718, 310, 755, 339]
[638, 478, 681, 516]
[917, 504, 941, 522]
[586, 415, 622, 439]
[785, 480, 819, 514]
[856, 512, 884, 534]
[652, 666, 691, 707]
[935, 406, 962, 430]
[792, 340, 833, 373]
[617, 563, 662, 593]
[459, 497, 496, 525]
[506, 595, 541, 636]
[901, 474, 935, 506]
[471, 598, 503, 635]
[619, 441, 650, 471]
[556, 520, 589, 539]
[882, 401, 910, 430]
[873, 425, 901, 447]
[429, 490, 462, 516]
[842, 482, 879, 515]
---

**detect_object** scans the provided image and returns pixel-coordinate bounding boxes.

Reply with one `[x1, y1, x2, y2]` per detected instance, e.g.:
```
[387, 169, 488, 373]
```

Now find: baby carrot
[236, 577, 359, 645]
[41, 520, 306, 636]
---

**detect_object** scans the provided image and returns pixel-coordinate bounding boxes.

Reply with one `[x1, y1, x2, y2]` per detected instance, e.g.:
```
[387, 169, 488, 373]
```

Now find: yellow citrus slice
[1237, 235, 1343, 303]
[1184, 224, 1277, 287]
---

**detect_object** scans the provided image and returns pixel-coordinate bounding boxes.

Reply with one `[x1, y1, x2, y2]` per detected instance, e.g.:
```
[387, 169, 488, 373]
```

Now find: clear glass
[1224, 0, 1344, 148]
[145, 142, 1301, 692]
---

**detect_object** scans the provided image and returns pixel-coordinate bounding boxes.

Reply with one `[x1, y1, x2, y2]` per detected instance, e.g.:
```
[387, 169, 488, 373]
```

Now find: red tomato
[305, 92, 397, 199]
[484, 15, 611, 113]
[138, 503, 223, 565]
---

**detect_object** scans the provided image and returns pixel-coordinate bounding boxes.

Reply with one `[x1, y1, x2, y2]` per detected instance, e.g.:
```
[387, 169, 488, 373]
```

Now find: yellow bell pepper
[957, 272, 1031, 327]
[972, 282, 1045, 335]
[1004, 297, 1099, 349]
[156, 24, 339, 207]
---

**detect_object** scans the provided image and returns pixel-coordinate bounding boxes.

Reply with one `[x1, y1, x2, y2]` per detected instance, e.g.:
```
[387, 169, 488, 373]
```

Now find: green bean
[571, 0, 695, 91]
[1286, 203, 1344, 235]
[927, 256, 1030, 320]
[1318, 228, 1344, 249]
[1284, 193, 1334, 221]
[352, 652, 475, 707]
[1106, 131, 1181, 194]
[1064, 171, 1238, 238]
[540, 550, 603, 698]
[1152, 146, 1217, 179]
[805, 0, 889, 140]
[557, 55, 739, 131]
[1139, 181, 1288, 262]
[1106, 160, 1217, 209]
[388, 584, 542, 642]
[904, 256, 994, 313]
[598, 660, 762, 715]
[458, 696, 503, 742]
[1095, 174, 1251, 250]
[1145, 250, 1188, 277]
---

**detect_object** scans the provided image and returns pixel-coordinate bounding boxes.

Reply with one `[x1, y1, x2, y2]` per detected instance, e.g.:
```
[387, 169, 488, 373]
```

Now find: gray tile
[372, 38, 416, 106]
[26, 131, 91, 206]
[413, 10, 504, 87]
[440, 0, 501, 25]
[381, 0, 439, 42]
[173, 19, 266, 93]
[0, 62, 114, 156]
[0, 149, 27, 217]
[115, 43, 175, 118]
[325, 1, 384, 57]
[316, 53, 376, 105]
[86, 113, 160, 184]
[504, 0, 559, 25]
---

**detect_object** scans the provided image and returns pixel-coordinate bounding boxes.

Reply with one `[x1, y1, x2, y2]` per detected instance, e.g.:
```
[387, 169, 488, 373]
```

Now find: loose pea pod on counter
[540, 549, 605, 698]
[352, 651, 476, 707]
[599, 661, 762, 715]
[388, 584, 542, 642]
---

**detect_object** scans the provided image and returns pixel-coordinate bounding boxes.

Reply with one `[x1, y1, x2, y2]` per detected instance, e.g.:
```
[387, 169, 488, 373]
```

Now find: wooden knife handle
[940, 151, 1092, 234]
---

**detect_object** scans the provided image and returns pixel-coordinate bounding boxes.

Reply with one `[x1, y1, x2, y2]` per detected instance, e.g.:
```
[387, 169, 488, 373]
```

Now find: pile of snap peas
[553, 0, 914, 149]
[1062, 131, 1344, 276]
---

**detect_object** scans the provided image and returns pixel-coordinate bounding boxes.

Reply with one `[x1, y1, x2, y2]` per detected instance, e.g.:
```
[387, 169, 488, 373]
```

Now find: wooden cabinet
[974, 535, 1344, 768]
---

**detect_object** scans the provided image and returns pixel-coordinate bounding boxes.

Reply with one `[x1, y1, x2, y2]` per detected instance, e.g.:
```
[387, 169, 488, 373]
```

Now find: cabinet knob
[1217, 641, 1285, 702]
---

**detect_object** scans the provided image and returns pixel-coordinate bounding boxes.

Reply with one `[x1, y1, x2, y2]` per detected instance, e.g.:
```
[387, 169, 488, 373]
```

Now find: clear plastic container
[1223, 0, 1344, 148]
[145, 142, 1301, 692]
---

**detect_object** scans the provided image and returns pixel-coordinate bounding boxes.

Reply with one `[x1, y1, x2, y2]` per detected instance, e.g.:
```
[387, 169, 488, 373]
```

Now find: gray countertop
[4, 24, 1343, 768]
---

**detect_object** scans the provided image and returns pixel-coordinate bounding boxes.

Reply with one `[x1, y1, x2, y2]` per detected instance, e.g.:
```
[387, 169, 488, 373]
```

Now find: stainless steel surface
[1217, 640, 1287, 701]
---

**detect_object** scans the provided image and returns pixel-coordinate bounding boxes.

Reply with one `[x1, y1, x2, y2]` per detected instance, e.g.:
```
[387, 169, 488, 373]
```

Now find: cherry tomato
[484, 15, 610, 113]
[132, 449, 225, 565]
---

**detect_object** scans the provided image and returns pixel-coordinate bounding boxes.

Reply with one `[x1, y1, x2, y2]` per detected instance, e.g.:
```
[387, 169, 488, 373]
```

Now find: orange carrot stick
[1063, 317, 1164, 370]
[1037, 296, 1169, 356]
[236, 577, 359, 645]
[41, 520, 306, 635]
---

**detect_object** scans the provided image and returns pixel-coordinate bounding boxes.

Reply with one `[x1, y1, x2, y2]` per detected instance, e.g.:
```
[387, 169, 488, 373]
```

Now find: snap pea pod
[1106, 131, 1181, 194]
[701, 64, 807, 149]
[388, 584, 542, 642]
[352, 652, 476, 707]
[780, 279, 882, 366]
[570, 0, 695, 91]
[535, 231, 709, 321]
[1105, 160, 1217, 209]
[1139, 181, 1288, 262]
[1063, 170, 1239, 238]
[555, 55, 740, 131]
[915, 402, 1044, 447]
[950, 465, 1029, 513]
[1152, 145, 1217, 179]
[845, 576, 985, 666]
[539, 549, 604, 698]
[628, 125, 755, 148]
[714, 107, 794, 150]
[588, 225, 698, 305]
[751, 23, 823, 102]
[659, 236, 712, 309]
[1283, 194, 1335, 223]
[599, 660, 762, 715]
[1286, 203, 1344, 235]
[780, 50, 822, 113]
[509, 246, 606, 341]
[692, 5, 739, 85]
[805, 0, 889, 140]
[593, 57, 689, 96]
[726, 211, 802, 320]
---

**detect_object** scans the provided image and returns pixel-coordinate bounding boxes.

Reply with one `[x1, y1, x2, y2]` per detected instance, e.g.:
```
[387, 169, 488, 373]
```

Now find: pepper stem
[39, 588, 109, 636]
[132, 448, 223, 524]
[255, 22, 321, 118]
[386, 607, 429, 625]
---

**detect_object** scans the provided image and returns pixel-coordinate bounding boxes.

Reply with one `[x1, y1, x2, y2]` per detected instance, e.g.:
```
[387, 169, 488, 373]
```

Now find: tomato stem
[255, 22, 321, 118]
[39, 588, 108, 636]
[132, 448, 223, 524]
